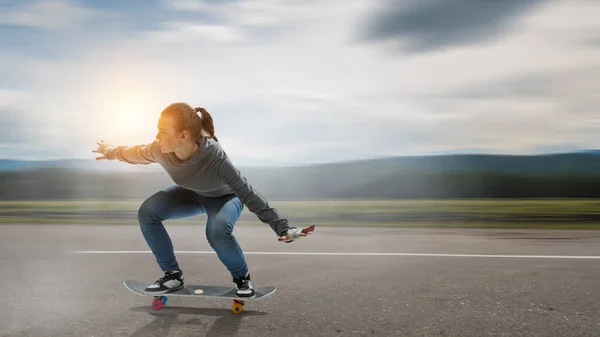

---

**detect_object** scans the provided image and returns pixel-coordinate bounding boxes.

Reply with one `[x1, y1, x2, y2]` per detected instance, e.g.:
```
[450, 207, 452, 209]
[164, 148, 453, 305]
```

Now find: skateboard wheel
[232, 302, 243, 314]
[162, 296, 169, 305]
[152, 298, 163, 310]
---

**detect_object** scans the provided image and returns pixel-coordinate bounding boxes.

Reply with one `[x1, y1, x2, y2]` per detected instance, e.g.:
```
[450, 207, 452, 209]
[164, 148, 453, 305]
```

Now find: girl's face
[156, 115, 183, 153]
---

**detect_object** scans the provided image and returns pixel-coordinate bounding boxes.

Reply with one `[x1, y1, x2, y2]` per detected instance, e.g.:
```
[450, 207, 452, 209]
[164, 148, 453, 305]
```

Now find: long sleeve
[104, 141, 160, 165]
[210, 152, 292, 237]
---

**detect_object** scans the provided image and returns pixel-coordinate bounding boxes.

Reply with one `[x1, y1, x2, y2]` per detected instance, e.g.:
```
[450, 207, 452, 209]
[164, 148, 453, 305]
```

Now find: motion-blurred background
[1, 0, 599, 229]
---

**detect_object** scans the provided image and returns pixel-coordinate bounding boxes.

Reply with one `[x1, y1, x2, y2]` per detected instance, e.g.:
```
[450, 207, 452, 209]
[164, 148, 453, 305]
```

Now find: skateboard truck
[150, 295, 246, 314]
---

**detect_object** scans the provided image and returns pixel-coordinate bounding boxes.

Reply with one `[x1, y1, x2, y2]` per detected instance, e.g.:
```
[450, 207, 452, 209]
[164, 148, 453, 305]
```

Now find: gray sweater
[104, 136, 292, 237]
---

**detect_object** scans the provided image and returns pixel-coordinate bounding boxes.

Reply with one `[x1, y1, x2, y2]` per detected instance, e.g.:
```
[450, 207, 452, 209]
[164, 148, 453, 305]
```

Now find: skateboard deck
[124, 279, 276, 314]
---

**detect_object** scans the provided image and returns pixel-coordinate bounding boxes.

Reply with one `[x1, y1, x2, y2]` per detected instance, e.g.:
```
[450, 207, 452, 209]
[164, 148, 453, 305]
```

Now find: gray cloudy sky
[0, 0, 599, 166]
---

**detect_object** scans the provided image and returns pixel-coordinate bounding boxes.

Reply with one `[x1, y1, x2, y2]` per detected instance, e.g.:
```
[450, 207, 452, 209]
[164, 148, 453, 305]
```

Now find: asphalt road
[1, 224, 599, 336]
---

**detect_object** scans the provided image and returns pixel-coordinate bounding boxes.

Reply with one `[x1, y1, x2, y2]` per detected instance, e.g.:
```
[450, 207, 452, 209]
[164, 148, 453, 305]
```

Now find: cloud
[358, 0, 550, 52]
[158, 0, 330, 44]
[158, 21, 248, 43]
[443, 73, 557, 100]
[165, 0, 307, 26]
[579, 31, 600, 47]
[0, 0, 102, 58]
[0, 0, 95, 30]
[0, 90, 83, 159]
[0, 109, 35, 144]
[1, 0, 600, 163]
[439, 66, 600, 116]
[166, 0, 239, 12]
[0, 0, 202, 58]
[0, 104, 57, 159]
[401, 64, 600, 155]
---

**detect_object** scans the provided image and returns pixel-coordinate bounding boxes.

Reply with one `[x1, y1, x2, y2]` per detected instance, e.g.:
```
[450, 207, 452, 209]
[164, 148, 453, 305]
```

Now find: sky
[0, 0, 599, 167]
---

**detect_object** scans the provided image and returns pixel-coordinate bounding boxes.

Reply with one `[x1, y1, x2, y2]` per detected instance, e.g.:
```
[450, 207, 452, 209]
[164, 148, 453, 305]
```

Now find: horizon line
[0, 149, 598, 167]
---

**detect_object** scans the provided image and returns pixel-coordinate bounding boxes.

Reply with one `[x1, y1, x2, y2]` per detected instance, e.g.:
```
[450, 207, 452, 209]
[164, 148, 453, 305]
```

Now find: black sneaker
[144, 270, 184, 294]
[233, 273, 255, 298]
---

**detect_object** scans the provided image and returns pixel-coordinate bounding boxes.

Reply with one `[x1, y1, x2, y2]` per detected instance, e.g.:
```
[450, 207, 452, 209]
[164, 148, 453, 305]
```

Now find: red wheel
[232, 300, 244, 314]
[232, 302, 243, 314]
[152, 298, 163, 310]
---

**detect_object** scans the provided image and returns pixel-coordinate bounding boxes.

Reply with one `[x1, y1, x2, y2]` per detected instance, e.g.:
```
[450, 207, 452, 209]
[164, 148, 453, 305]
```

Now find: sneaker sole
[144, 284, 184, 295]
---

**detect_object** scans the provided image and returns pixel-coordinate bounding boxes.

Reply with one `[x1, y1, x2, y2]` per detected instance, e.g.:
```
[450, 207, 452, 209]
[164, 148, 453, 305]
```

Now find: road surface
[1, 224, 599, 336]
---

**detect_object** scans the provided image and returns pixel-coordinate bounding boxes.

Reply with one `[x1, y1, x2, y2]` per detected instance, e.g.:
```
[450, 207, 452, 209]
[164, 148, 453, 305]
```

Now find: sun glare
[116, 102, 144, 130]
[110, 98, 158, 145]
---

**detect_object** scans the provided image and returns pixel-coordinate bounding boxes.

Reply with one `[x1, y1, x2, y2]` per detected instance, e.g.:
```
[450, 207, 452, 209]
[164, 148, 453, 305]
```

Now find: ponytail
[193, 107, 215, 139]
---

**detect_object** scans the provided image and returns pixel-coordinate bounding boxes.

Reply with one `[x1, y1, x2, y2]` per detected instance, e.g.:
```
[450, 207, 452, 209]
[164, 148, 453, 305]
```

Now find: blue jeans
[137, 185, 248, 278]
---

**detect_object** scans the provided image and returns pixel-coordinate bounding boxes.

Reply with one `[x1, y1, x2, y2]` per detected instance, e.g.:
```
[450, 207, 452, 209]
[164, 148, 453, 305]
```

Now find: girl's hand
[92, 140, 113, 160]
[278, 225, 315, 243]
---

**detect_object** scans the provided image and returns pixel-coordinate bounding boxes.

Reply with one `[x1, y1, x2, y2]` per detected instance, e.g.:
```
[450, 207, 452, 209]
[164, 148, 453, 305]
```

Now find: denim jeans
[137, 185, 248, 278]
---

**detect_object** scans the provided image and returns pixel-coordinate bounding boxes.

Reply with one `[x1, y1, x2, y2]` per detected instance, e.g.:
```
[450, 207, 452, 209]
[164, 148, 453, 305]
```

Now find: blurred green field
[0, 199, 600, 229]
[1, 199, 600, 229]
[2, 198, 600, 213]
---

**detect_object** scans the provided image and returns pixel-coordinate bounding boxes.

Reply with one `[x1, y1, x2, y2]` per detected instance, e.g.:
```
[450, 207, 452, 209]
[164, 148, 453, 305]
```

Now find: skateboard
[124, 279, 276, 314]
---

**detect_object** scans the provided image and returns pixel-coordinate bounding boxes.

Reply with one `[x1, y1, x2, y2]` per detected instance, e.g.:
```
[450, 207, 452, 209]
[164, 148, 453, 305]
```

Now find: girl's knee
[138, 192, 166, 226]
[206, 219, 234, 246]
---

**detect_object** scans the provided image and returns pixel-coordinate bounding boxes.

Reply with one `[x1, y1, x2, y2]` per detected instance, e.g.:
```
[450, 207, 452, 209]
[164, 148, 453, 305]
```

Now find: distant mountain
[277, 151, 600, 176]
[0, 160, 43, 171]
[0, 158, 161, 172]
[1, 151, 600, 200]
[2, 150, 600, 174]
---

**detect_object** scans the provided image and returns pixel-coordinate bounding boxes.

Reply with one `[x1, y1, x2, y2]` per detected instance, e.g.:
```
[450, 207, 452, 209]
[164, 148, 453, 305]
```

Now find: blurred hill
[1, 151, 600, 200]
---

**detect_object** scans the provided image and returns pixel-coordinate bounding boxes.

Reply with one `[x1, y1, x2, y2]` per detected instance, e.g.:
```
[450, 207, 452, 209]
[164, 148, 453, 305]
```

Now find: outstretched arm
[93, 140, 160, 165]
[211, 152, 315, 242]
